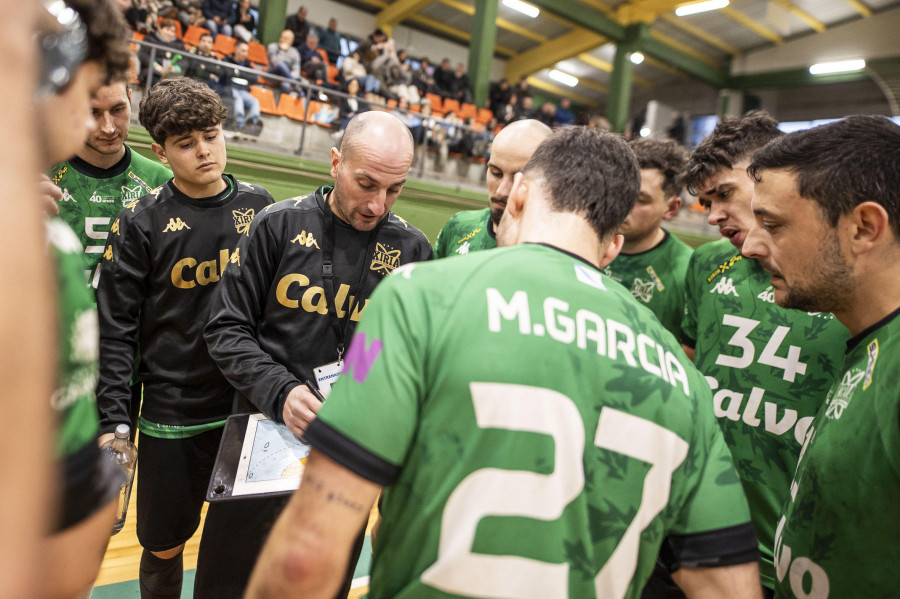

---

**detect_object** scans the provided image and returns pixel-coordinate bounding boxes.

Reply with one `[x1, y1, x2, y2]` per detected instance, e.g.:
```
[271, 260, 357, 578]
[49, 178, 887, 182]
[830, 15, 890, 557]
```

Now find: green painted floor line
[94, 537, 372, 598]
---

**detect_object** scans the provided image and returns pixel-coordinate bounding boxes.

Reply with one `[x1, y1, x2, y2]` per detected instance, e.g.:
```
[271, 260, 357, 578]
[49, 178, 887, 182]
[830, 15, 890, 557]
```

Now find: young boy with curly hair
[95, 76, 274, 599]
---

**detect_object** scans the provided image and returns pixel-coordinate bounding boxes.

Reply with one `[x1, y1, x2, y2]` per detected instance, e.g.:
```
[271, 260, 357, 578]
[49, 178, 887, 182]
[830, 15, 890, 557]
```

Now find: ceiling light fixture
[502, 0, 540, 18]
[675, 0, 729, 17]
[549, 69, 578, 87]
[630, 52, 645, 65]
[809, 59, 866, 75]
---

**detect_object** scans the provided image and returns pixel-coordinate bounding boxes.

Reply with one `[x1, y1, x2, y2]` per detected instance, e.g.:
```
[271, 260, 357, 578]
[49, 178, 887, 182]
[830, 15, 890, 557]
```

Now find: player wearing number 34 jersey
[247, 128, 762, 599]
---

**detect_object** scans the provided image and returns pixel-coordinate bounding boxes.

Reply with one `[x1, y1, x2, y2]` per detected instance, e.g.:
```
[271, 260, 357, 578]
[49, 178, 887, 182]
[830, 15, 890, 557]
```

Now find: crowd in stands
[126, 2, 597, 159]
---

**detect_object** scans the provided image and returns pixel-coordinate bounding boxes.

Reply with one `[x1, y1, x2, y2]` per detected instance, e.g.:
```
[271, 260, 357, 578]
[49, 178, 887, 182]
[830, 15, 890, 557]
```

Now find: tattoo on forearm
[305, 472, 367, 513]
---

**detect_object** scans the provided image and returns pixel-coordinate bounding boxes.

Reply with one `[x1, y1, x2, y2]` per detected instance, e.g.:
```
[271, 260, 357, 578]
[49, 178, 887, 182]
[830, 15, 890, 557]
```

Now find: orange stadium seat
[410, 103, 421, 113]
[247, 42, 268, 66]
[326, 64, 339, 85]
[285, 97, 310, 122]
[276, 93, 296, 117]
[459, 102, 477, 119]
[213, 34, 236, 57]
[426, 93, 443, 112]
[316, 48, 330, 65]
[130, 30, 145, 53]
[182, 25, 209, 48]
[476, 107, 493, 125]
[442, 98, 460, 115]
[249, 86, 279, 115]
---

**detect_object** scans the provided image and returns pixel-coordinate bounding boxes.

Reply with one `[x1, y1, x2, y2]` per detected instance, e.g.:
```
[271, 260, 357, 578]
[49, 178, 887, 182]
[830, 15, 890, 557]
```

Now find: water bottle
[101, 424, 137, 535]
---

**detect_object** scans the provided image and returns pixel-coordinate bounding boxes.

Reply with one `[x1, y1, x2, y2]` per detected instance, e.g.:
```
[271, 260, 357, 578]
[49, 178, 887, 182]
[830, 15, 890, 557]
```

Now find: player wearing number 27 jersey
[309, 244, 758, 598]
[246, 128, 762, 599]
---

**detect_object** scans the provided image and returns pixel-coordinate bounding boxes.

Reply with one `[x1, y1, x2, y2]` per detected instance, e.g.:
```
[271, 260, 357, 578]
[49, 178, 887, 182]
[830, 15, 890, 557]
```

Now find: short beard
[781, 233, 853, 314]
[489, 205, 504, 227]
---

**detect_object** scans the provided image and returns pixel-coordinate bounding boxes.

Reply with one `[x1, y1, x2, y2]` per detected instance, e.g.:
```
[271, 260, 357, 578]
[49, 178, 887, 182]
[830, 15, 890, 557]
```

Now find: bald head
[340, 111, 414, 164]
[486, 119, 551, 226]
[329, 112, 415, 231]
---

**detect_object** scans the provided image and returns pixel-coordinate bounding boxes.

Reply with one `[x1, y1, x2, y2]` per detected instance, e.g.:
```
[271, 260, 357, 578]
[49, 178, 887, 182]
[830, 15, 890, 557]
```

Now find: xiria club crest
[370, 242, 401, 275]
[233, 208, 256, 235]
[825, 369, 865, 420]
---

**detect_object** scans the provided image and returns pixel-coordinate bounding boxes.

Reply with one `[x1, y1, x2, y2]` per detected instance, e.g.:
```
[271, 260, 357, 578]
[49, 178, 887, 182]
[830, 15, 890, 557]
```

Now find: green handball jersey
[774, 308, 900, 598]
[49, 218, 100, 456]
[681, 239, 849, 588]
[50, 146, 172, 287]
[433, 207, 496, 258]
[602, 230, 692, 337]
[308, 243, 756, 599]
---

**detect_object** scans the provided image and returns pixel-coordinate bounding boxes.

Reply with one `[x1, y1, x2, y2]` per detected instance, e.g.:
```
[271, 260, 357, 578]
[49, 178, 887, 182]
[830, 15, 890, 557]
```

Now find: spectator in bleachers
[202, 0, 234, 39]
[222, 40, 262, 135]
[538, 101, 556, 127]
[123, 0, 156, 34]
[298, 33, 327, 83]
[184, 31, 224, 90]
[341, 49, 381, 95]
[433, 58, 453, 97]
[384, 61, 421, 106]
[448, 62, 472, 104]
[419, 101, 441, 148]
[472, 117, 498, 160]
[138, 17, 186, 84]
[173, 0, 204, 33]
[285, 5, 310, 50]
[513, 95, 538, 121]
[392, 97, 423, 144]
[497, 93, 517, 124]
[267, 29, 302, 94]
[514, 74, 531, 105]
[397, 48, 408, 65]
[232, 0, 256, 43]
[489, 78, 512, 119]
[318, 17, 342, 64]
[555, 97, 575, 127]
[412, 57, 436, 96]
[331, 78, 370, 141]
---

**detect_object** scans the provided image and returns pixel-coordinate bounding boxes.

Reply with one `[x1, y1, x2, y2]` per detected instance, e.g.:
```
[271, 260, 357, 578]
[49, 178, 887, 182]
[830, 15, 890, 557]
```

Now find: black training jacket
[204, 185, 434, 421]
[96, 176, 274, 434]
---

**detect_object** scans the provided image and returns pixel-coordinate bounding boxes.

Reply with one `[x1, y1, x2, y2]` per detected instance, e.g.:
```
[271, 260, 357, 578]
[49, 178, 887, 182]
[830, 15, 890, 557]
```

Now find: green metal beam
[526, 0, 625, 41]
[642, 36, 728, 88]
[257, 0, 288, 46]
[527, 0, 728, 90]
[729, 68, 870, 90]
[607, 23, 647, 133]
[468, 0, 499, 108]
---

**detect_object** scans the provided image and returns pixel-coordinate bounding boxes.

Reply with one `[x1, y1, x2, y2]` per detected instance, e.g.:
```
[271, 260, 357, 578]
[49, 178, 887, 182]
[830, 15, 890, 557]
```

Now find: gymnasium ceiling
[341, 0, 900, 106]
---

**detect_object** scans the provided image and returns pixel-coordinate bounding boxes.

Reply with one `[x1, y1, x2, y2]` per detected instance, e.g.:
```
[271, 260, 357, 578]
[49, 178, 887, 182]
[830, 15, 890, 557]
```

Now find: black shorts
[136, 428, 223, 552]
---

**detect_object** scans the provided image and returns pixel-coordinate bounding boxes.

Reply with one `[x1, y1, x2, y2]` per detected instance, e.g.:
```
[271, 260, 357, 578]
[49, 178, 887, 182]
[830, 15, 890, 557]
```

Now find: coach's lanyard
[320, 192, 382, 362]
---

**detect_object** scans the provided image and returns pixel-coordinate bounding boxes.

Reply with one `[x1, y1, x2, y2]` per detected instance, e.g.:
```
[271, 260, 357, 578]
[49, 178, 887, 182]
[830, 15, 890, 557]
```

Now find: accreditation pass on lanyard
[313, 359, 343, 397]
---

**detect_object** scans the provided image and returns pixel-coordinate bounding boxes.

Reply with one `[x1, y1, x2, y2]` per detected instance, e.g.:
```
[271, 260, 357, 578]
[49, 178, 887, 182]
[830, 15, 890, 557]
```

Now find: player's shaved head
[492, 119, 551, 158]
[486, 119, 551, 226]
[339, 111, 414, 165]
